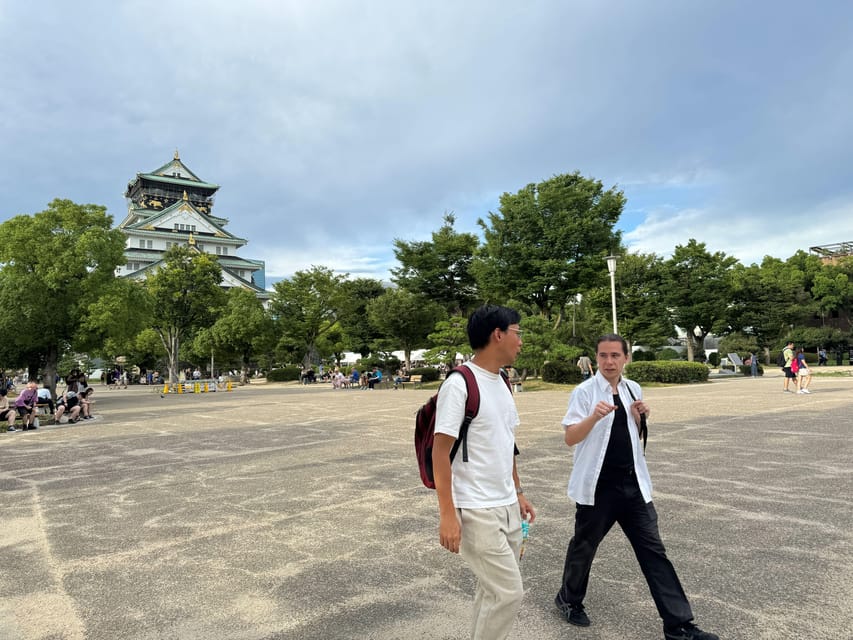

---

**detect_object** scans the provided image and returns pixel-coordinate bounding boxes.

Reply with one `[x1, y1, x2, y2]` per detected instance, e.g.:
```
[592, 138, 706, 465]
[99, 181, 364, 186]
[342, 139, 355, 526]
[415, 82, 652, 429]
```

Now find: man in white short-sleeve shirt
[433, 305, 536, 640]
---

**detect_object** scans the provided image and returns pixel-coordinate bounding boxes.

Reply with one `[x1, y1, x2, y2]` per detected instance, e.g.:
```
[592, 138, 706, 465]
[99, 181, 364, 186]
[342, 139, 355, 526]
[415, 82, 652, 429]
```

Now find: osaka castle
[116, 151, 269, 301]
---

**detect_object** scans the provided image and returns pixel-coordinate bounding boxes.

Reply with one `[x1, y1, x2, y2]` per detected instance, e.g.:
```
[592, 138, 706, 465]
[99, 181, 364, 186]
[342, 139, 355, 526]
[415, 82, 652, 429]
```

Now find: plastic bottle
[519, 517, 530, 559]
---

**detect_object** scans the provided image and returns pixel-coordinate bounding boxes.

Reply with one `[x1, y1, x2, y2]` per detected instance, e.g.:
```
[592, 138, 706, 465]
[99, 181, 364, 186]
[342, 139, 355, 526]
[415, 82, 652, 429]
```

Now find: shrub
[707, 352, 720, 367]
[625, 361, 709, 384]
[266, 368, 301, 382]
[631, 350, 655, 361]
[656, 348, 682, 361]
[542, 360, 584, 385]
[410, 367, 440, 382]
[739, 364, 763, 376]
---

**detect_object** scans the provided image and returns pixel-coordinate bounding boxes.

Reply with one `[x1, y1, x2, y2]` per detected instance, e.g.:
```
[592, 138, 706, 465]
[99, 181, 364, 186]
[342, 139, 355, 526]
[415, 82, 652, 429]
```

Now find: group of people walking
[433, 305, 718, 640]
[781, 341, 813, 394]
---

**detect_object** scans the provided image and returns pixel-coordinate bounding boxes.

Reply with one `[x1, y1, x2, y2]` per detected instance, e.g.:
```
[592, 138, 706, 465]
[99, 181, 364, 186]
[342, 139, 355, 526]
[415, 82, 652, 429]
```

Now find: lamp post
[605, 255, 618, 334]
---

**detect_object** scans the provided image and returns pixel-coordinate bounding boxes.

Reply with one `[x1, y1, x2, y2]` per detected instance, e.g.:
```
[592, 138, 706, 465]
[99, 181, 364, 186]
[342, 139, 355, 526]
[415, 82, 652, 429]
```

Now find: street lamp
[605, 255, 618, 333]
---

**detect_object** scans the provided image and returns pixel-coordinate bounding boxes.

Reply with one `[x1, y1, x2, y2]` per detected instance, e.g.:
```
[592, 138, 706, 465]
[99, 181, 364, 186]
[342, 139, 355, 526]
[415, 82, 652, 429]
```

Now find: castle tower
[116, 151, 268, 299]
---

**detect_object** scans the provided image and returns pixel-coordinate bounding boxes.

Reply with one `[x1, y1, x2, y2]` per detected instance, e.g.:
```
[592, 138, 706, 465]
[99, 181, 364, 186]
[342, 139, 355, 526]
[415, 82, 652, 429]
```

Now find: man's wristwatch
[515, 486, 524, 495]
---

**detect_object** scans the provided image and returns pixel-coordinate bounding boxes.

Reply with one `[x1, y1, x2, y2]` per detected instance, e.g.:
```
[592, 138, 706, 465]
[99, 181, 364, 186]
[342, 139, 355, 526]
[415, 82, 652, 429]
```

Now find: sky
[3, 1, 853, 286]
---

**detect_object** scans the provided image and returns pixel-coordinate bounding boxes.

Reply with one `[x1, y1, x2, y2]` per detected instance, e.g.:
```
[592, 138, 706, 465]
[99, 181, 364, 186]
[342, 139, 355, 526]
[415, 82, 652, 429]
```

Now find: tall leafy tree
[269, 265, 347, 366]
[336, 277, 385, 357]
[423, 315, 470, 367]
[392, 213, 480, 316]
[726, 256, 811, 359]
[584, 251, 674, 350]
[367, 288, 444, 370]
[472, 172, 624, 325]
[206, 288, 276, 383]
[147, 245, 226, 383]
[663, 239, 738, 361]
[0, 199, 126, 391]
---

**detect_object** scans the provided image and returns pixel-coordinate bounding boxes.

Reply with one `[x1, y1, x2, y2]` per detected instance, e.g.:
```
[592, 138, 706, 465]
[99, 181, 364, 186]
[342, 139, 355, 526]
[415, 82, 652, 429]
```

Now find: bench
[397, 374, 423, 389]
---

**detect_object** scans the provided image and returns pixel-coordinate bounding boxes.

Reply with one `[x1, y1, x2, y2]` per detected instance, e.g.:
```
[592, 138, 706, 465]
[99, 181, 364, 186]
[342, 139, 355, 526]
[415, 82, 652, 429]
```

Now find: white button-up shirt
[562, 372, 653, 505]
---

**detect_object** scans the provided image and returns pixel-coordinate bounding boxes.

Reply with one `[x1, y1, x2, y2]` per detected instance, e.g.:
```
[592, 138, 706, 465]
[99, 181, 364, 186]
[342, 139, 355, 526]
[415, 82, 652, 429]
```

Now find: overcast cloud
[2, 1, 853, 284]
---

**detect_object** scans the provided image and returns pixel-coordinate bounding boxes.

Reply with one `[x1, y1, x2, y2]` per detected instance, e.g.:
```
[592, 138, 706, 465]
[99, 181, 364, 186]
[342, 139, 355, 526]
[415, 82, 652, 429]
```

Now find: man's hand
[518, 494, 536, 523]
[439, 513, 462, 554]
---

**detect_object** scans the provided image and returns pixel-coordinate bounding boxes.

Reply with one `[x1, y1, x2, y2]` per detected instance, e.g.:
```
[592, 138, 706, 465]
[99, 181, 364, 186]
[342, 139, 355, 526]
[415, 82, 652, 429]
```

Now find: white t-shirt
[435, 362, 519, 509]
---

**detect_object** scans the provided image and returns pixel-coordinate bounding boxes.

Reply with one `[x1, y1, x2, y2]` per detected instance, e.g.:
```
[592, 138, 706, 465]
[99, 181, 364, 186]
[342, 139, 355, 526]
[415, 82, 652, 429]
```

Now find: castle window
[222, 247, 228, 255]
[139, 239, 145, 248]
[147, 240, 153, 249]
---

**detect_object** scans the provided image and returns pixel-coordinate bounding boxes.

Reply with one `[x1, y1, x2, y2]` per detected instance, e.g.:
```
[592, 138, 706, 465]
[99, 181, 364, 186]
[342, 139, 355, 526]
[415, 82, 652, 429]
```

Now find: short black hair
[467, 305, 521, 350]
[596, 333, 629, 355]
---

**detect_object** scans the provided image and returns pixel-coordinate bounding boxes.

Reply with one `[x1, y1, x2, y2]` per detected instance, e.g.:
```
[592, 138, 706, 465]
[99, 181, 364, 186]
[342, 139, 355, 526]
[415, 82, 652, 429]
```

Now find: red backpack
[415, 366, 511, 489]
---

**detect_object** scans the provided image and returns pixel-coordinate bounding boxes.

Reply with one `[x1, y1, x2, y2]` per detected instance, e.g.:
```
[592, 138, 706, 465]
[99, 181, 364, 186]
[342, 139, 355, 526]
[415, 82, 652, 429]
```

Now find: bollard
[177, 384, 183, 394]
[226, 381, 232, 391]
[194, 382, 200, 394]
[163, 383, 169, 394]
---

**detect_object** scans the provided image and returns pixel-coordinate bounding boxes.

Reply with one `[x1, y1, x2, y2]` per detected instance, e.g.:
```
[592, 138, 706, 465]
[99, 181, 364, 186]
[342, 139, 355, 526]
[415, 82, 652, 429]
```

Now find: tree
[726, 257, 811, 360]
[367, 289, 444, 370]
[268, 266, 347, 366]
[585, 252, 674, 350]
[206, 288, 276, 383]
[0, 199, 126, 392]
[472, 172, 624, 324]
[336, 277, 386, 357]
[392, 212, 480, 316]
[513, 314, 581, 379]
[423, 315, 470, 367]
[147, 245, 226, 384]
[663, 240, 738, 361]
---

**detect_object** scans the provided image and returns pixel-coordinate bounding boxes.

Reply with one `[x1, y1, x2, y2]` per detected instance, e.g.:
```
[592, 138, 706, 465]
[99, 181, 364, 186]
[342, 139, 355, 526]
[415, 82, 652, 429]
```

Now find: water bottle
[519, 517, 530, 560]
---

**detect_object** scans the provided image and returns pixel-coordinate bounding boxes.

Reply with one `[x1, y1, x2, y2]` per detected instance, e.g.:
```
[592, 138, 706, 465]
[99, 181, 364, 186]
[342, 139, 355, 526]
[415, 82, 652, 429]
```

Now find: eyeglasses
[506, 328, 523, 336]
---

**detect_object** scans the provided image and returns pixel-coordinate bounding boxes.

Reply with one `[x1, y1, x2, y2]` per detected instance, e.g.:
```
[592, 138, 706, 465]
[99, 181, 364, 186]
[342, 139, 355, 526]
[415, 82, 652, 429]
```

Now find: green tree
[392, 212, 480, 316]
[514, 314, 581, 378]
[473, 172, 624, 324]
[663, 240, 738, 361]
[207, 288, 276, 383]
[336, 277, 385, 357]
[585, 252, 674, 350]
[423, 315, 470, 367]
[147, 245, 227, 383]
[367, 289, 444, 370]
[0, 199, 126, 392]
[269, 266, 347, 366]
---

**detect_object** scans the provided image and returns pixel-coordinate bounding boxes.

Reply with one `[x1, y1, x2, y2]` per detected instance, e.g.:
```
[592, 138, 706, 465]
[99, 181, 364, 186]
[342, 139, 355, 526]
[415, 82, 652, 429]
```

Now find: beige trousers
[458, 503, 524, 640]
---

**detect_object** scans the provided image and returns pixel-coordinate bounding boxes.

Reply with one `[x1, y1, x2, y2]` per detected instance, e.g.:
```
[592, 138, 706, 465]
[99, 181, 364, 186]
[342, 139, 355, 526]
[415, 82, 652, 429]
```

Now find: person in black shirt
[555, 334, 718, 640]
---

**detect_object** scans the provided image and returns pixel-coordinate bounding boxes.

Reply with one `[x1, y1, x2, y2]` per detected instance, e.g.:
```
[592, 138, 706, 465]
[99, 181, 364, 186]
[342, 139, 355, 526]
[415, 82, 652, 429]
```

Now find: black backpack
[777, 352, 786, 367]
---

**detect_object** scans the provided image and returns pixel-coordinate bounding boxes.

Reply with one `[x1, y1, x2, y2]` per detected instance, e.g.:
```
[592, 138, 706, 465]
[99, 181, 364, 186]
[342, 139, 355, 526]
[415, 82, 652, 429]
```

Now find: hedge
[542, 361, 584, 385]
[410, 367, 441, 382]
[624, 361, 709, 384]
[266, 368, 301, 382]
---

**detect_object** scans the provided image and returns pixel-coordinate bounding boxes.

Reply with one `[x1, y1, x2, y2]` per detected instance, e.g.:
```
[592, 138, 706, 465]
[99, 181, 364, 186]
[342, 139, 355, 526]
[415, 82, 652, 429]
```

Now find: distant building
[116, 151, 269, 301]
[809, 241, 853, 264]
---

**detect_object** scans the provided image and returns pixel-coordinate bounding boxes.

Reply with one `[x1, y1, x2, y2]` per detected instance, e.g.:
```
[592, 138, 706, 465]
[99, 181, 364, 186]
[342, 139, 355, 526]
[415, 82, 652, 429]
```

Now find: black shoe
[555, 597, 591, 627]
[664, 622, 719, 640]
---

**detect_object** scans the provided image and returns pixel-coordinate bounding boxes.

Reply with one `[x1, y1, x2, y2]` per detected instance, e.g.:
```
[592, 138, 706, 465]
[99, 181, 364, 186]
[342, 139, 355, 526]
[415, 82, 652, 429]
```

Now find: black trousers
[556, 469, 693, 628]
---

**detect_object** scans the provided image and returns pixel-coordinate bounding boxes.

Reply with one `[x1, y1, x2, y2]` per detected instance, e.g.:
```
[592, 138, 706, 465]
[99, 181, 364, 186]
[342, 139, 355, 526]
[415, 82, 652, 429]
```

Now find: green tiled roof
[137, 173, 219, 190]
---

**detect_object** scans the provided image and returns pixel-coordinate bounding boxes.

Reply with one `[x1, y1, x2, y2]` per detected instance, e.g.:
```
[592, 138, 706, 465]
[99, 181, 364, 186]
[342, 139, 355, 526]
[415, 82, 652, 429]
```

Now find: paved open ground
[0, 371, 851, 640]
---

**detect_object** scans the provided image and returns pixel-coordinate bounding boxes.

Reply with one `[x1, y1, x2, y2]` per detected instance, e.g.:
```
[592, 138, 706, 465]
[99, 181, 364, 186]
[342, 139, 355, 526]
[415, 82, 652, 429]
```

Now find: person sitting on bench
[367, 367, 383, 390]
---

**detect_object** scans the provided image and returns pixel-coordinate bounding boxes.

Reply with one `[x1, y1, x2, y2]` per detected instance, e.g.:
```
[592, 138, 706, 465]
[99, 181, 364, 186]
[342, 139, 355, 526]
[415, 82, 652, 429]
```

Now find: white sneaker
[797, 389, 806, 394]
[803, 388, 811, 393]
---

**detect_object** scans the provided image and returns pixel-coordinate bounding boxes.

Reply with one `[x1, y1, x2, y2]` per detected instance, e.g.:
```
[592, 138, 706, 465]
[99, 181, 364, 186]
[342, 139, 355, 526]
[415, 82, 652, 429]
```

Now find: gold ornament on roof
[174, 149, 180, 160]
[182, 190, 188, 201]
[188, 233, 196, 246]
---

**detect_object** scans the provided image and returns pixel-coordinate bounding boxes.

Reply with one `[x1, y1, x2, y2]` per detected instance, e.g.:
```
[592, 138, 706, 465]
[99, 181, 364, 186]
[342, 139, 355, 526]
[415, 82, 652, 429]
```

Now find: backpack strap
[449, 366, 519, 464]
[624, 381, 648, 452]
[447, 367, 481, 465]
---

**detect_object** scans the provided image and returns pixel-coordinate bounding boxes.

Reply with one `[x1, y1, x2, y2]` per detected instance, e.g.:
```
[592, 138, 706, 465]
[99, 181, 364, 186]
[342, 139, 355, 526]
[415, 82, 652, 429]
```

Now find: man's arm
[511, 455, 536, 523]
[433, 433, 461, 554]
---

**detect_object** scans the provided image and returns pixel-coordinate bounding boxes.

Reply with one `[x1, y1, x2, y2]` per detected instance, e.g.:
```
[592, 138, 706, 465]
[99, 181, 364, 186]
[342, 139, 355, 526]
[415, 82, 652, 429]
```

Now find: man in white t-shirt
[433, 305, 536, 640]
